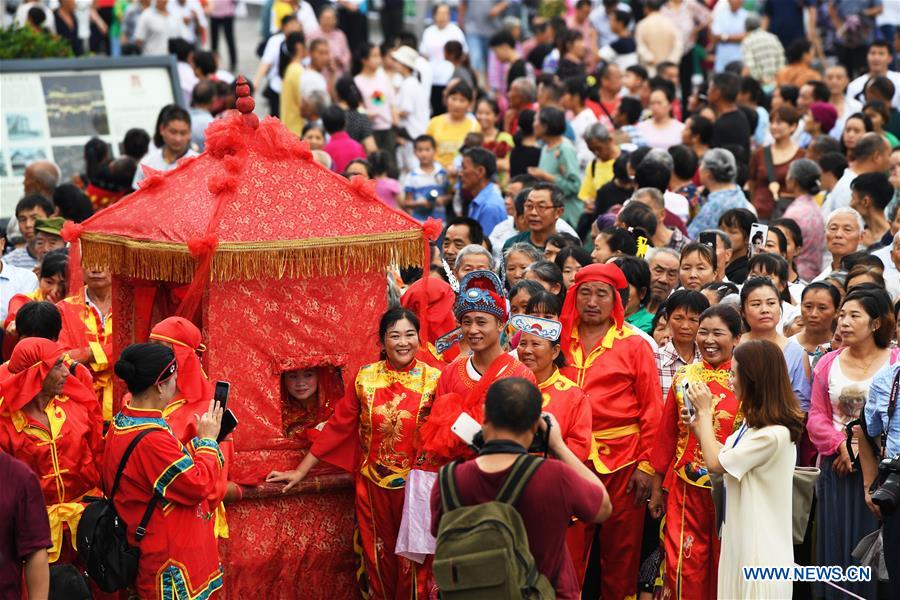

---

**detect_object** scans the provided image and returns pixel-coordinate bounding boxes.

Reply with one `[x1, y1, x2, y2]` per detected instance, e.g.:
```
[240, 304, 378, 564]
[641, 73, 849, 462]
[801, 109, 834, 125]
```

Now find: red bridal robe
[561, 324, 663, 598]
[103, 406, 224, 600]
[650, 360, 742, 600]
[312, 359, 441, 600]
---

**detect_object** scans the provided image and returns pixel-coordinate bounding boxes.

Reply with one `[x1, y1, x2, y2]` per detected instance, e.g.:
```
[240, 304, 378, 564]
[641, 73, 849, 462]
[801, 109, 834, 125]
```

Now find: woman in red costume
[149, 316, 234, 539]
[649, 304, 744, 599]
[399, 275, 460, 369]
[512, 313, 591, 460]
[0, 338, 103, 566]
[266, 307, 442, 599]
[105, 343, 225, 600]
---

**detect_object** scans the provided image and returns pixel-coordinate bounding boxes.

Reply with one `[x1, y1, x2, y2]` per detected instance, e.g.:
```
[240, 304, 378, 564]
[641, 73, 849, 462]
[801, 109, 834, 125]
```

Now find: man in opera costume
[559, 263, 662, 598]
[0, 338, 104, 567]
[396, 270, 536, 565]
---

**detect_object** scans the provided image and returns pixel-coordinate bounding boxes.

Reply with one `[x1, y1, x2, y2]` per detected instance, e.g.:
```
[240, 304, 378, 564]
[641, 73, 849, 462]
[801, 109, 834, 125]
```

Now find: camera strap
[883, 366, 900, 458]
[478, 440, 528, 456]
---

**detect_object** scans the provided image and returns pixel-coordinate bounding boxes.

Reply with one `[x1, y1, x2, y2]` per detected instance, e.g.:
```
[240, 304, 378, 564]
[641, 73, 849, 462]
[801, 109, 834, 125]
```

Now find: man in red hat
[150, 316, 233, 538]
[559, 263, 662, 598]
[0, 338, 104, 566]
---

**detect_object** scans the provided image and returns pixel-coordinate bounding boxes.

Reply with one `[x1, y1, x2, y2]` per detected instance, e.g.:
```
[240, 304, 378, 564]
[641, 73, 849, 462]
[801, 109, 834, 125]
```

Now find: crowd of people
[3, 0, 900, 599]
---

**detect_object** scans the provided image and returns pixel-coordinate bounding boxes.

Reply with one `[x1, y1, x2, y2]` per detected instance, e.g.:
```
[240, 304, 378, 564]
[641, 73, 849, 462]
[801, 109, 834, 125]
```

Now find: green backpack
[433, 454, 556, 600]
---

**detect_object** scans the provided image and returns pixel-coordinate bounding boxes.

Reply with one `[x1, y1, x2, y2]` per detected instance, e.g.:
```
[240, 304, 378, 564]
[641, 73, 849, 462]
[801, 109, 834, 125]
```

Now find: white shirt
[134, 7, 184, 56]
[415, 55, 433, 97]
[711, 6, 747, 73]
[0, 261, 39, 323]
[133, 146, 199, 187]
[300, 68, 328, 98]
[166, 0, 206, 44]
[820, 166, 858, 217]
[663, 191, 691, 224]
[571, 108, 599, 169]
[872, 243, 900, 298]
[397, 74, 430, 139]
[261, 32, 285, 93]
[419, 23, 467, 86]
[846, 70, 900, 110]
[15, 2, 56, 33]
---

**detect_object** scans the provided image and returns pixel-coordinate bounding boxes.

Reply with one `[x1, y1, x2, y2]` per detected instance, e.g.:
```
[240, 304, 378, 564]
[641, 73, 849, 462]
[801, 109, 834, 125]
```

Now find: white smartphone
[749, 223, 768, 258]
[682, 380, 695, 415]
[451, 412, 482, 445]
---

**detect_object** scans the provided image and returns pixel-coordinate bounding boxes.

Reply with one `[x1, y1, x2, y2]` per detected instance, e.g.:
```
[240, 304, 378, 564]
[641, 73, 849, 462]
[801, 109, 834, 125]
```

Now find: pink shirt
[324, 131, 365, 174]
[375, 177, 401, 209]
[354, 70, 395, 131]
[308, 28, 351, 75]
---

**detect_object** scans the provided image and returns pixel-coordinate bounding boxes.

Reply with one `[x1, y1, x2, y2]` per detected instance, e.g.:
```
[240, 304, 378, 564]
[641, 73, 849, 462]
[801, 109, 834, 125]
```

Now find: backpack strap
[495, 454, 543, 505]
[439, 461, 463, 513]
[108, 429, 156, 501]
[108, 428, 163, 543]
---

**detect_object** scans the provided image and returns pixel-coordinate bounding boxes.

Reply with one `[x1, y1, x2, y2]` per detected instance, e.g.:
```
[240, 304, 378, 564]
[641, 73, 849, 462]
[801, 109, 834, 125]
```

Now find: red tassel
[187, 234, 219, 259]
[349, 175, 377, 200]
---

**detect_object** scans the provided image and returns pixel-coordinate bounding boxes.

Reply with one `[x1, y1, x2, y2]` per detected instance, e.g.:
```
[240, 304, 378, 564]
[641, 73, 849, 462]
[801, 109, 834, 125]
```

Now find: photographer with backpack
[429, 377, 611, 599]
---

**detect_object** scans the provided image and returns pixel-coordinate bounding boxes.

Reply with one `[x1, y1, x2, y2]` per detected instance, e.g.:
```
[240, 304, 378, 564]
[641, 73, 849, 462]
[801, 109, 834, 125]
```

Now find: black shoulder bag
[77, 429, 162, 593]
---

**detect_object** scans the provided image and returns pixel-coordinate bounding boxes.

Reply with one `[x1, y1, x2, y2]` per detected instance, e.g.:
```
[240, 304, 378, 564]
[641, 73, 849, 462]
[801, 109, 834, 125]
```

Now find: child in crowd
[370, 150, 402, 210]
[402, 135, 449, 222]
[425, 80, 481, 170]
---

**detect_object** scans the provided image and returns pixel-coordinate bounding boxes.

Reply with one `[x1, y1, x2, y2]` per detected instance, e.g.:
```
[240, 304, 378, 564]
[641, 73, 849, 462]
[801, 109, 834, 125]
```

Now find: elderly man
[454, 244, 495, 280]
[740, 13, 785, 89]
[23, 160, 60, 199]
[460, 147, 506, 237]
[823, 133, 891, 215]
[634, 188, 688, 251]
[441, 217, 484, 273]
[814, 207, 864, 281]
[0, 338, 104, 566]
[559, 263, 662, 597]
[645, 247, 681, 315]
[32, 217, 66, 264]
[502, 183, 565, 253]
[687, 149, 756, 239]
[503, 76, 537, 135]
[5, 195, 55, 270]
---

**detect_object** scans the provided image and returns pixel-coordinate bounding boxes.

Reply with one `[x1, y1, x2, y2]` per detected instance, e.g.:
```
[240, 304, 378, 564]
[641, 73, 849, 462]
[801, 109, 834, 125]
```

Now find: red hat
[400, 276, 457, 345]
[150, 317, 215, 403]
[1, 339, 64, 411]
[809, 102, 838, 133]
[560, 263, 627, 354]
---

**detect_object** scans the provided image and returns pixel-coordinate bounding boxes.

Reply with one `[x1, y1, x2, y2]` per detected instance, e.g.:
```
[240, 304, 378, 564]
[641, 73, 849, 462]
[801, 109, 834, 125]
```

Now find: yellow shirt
[280, 62, 304, 135]
[272, 0, 294, 31]
[425, 114, 481, 169]
[578, 157, 614, 203]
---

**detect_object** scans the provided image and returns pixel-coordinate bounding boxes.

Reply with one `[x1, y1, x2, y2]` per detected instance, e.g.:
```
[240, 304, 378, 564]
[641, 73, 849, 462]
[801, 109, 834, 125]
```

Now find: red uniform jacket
[539, 369, 592, 462]
[561, 325, 662, 475]
[103, 406, 224, 600]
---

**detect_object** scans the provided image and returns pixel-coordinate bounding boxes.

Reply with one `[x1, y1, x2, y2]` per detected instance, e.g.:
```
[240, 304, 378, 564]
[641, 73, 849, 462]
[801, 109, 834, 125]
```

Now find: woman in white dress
[683, 338, 805, 599]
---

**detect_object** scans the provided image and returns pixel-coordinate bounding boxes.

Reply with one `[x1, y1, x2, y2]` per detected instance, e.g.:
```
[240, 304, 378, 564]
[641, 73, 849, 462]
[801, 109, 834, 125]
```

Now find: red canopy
[76, 83, 428, 283]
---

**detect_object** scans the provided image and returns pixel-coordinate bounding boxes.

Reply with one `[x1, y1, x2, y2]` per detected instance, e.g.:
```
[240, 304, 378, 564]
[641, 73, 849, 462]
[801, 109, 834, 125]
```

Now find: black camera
[471, 415, 552, 457]
[871, 455, 900, 515]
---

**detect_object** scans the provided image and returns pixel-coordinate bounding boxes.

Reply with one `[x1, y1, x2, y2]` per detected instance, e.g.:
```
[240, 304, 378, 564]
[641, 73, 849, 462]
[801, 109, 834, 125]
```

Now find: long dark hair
[733, 340, 805, 442]
[279, 31, 305, 79]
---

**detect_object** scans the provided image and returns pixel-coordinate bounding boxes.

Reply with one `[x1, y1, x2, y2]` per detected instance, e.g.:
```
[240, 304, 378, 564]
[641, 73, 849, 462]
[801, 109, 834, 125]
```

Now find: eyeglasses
[523, 202, 558, 212]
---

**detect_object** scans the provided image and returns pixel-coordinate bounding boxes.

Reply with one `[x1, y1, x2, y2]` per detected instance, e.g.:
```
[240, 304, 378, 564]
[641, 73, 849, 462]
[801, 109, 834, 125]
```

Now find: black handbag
[77, 429, 161, 593]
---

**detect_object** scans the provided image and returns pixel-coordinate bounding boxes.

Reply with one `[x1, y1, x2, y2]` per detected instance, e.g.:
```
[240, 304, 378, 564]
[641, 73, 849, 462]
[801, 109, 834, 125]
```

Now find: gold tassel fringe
[80, 231, 424, 282]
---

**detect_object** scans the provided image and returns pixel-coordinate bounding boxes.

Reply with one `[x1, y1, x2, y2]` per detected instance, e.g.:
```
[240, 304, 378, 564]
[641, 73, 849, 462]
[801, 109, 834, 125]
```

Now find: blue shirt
[468, 183, 507, 237]
[687, 186, 754, 239]
[403, 165, 449, 222]
[866, 361, 900, 457]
